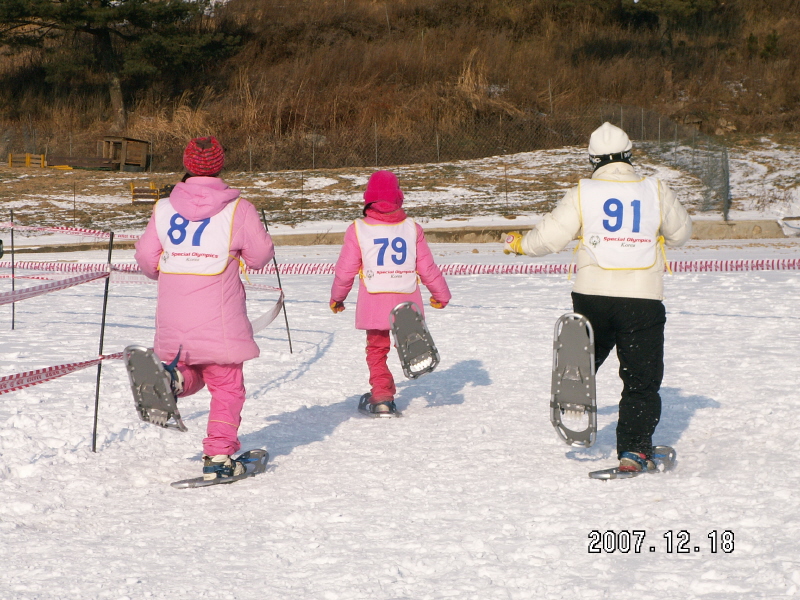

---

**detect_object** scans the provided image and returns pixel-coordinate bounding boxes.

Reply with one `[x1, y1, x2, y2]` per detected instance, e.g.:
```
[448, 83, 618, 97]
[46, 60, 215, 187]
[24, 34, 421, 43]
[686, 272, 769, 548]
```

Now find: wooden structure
[130, 182, 174, 203]
[8, 153, 46, 168]
[130, 182, 159, 203]
[100, 136, 150, 172]
[45, 155, 113, 170]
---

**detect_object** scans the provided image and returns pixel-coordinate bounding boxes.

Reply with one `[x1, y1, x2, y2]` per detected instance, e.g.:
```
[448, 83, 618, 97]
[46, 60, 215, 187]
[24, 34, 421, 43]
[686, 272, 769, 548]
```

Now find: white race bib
[155, 198, 239, 275]
[354, 219, 418, 293]
[579, 178, 662, 270]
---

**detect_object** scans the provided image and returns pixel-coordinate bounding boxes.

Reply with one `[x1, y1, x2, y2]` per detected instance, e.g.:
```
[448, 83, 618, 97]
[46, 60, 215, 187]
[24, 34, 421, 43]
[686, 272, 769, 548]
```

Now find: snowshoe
[171, 449, 269, 489]
[390, 301, 440, 379]
[550, 313, 597, 447]
[123, 345, 187, 432]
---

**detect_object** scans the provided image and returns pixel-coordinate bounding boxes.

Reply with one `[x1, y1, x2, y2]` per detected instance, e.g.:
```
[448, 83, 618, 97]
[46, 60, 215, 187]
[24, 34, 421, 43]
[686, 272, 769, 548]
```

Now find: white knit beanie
[588, 122, 632, 156]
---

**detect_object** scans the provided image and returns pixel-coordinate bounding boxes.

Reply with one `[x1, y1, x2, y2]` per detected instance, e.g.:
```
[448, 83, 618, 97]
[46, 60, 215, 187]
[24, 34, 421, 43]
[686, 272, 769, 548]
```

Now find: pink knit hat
[363, 170, 404, 213]
[183, 136, 225, 176]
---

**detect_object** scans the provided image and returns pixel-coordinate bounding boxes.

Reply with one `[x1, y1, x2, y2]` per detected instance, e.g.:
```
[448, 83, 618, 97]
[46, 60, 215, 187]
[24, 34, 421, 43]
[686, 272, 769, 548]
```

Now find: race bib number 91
[602, 198, 642, 233]
[580, 178, 661, 270]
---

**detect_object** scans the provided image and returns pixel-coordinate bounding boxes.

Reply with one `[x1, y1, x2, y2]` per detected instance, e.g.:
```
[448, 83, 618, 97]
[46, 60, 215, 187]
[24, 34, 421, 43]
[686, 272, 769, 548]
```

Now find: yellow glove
[330, 300, 345, 314]
[430, 296, 447, 309]
[503, 231, 524, 255]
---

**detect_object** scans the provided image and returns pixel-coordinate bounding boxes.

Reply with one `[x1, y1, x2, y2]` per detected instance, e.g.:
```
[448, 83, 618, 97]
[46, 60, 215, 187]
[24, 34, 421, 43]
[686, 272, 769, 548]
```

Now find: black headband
[588, 150, 632, 171]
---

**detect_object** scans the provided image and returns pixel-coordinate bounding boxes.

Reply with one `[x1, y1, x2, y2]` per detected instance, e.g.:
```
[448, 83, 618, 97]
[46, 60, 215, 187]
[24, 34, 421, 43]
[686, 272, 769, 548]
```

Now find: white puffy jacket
[519, 162, 693, 300]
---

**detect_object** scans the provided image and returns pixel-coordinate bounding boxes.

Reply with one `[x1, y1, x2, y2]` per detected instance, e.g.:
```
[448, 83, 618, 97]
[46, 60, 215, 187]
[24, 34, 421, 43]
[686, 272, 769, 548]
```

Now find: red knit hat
[183, 136, 225, 176]
[363, 170, 404, 213]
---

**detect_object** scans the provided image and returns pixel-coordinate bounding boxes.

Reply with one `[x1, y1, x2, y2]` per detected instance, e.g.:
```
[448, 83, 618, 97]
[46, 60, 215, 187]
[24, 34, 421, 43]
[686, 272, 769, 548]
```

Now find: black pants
[571, 292, 666, 459]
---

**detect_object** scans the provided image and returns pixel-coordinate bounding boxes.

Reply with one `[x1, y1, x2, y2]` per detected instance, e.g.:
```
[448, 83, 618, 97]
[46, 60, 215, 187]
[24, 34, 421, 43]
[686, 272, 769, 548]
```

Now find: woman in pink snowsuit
[330, 170, 451, 415]
[134, 136, 274, 480]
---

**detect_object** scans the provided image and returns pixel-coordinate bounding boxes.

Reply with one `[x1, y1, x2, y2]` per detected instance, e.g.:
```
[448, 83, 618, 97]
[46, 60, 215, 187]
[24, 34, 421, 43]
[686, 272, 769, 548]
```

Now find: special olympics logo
[162, 251, 170, 261]
[589, 235, 600, 248]
[365, 269, 374, 279]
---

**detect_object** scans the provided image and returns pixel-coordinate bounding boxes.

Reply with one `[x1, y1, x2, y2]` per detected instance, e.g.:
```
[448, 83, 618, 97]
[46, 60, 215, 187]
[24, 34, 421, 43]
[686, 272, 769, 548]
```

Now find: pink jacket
[134, 177, 274, 365]
[330, 217, 451, 330]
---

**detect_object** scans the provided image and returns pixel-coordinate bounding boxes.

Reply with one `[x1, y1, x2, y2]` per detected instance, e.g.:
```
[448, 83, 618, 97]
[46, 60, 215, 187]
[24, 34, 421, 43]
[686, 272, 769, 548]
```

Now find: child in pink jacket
[330, 170, 451, 416]
[134, 136, 274, 480]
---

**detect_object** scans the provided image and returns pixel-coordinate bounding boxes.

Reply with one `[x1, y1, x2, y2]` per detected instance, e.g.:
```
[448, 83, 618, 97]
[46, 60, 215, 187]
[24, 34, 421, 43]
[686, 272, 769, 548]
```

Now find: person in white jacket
[504, 122, 693, 473]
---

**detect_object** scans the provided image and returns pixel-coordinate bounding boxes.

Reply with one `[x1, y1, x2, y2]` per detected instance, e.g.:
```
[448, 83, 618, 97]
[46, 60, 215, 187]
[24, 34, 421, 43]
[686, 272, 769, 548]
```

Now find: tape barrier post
[260, 209, 293, 353]
[92, 232, 114, 453]
[9, 209, 15, 330]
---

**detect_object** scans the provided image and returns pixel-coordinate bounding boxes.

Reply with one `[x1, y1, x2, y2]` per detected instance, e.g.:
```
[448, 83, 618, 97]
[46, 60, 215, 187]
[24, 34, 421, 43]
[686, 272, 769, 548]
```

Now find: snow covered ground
[1, 236, 799, 599]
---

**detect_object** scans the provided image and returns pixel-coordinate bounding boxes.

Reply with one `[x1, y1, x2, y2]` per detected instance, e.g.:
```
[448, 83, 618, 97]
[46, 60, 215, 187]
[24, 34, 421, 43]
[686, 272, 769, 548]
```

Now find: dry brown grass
[1, 0, 798, 171]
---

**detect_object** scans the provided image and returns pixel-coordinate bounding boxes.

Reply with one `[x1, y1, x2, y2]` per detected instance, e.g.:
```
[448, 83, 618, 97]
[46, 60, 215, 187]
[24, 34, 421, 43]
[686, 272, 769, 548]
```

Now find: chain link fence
[227, 103, 730, 218]
[2, 102, 730, 217]
[598, 105, 731, 219]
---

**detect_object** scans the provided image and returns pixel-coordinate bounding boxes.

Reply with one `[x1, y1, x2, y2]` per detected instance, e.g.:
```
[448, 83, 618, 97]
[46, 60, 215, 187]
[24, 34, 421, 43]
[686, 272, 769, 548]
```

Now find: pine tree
[0, 0, 242, 133]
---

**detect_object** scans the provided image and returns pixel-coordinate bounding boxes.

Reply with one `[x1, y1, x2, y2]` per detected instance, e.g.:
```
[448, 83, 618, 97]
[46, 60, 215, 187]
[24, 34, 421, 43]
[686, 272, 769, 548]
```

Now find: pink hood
[169, 177, 241, 220]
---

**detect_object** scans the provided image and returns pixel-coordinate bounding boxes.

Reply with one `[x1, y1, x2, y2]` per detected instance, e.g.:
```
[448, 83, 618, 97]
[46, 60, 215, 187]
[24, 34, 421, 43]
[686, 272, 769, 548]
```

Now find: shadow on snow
[394, 359, 491, 411]
[236, 359, 491, 464]
[565, 386, 721, 462]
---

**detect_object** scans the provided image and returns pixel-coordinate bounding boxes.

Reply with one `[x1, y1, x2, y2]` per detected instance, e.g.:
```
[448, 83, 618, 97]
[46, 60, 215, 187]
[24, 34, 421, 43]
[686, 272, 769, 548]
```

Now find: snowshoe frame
[550, 313, 597, 447]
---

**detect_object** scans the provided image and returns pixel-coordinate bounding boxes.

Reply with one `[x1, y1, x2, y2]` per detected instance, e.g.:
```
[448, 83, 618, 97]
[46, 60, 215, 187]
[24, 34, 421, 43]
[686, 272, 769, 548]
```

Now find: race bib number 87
[155, 198, 238, 275]
[167, 214, 211, 246]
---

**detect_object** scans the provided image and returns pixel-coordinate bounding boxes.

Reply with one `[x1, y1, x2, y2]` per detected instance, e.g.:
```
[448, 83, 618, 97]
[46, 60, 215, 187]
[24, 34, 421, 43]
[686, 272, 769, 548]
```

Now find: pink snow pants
[177, 363, 246, 457]
[366, 329, 396, 402]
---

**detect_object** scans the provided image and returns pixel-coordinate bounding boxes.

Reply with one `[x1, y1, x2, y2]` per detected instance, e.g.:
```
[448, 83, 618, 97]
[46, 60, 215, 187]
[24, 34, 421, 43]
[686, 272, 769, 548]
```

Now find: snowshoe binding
[203, 454, 247, 481]
[358, 393, 402, 418]
[171, 449, 269, 489]
[123, 345, 187, 432]
[589, 446, 677, 480]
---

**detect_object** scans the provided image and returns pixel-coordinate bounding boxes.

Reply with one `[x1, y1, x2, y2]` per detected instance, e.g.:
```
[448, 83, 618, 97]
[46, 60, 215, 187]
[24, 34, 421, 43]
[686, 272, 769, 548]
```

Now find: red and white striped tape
[668, 259, 800, 272]
[0, 222, 140, 240]
[247, 263, 335, 276]
[240, 259, 800, 275]
[442, 264, 571, 275]
[0, 351, 123, 396]
[0, 271, 109, 306]
[0, 274, 60, 281]
[0, 261, 140, 273]
[0, 286, 283, 396]
[2, 259, 799, 277]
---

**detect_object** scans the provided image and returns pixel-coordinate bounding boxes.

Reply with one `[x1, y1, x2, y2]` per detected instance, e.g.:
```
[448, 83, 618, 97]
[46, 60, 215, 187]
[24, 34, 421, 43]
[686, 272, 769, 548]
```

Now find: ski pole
[92, 231, 114, 452]
[260, 209, 293, 354]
